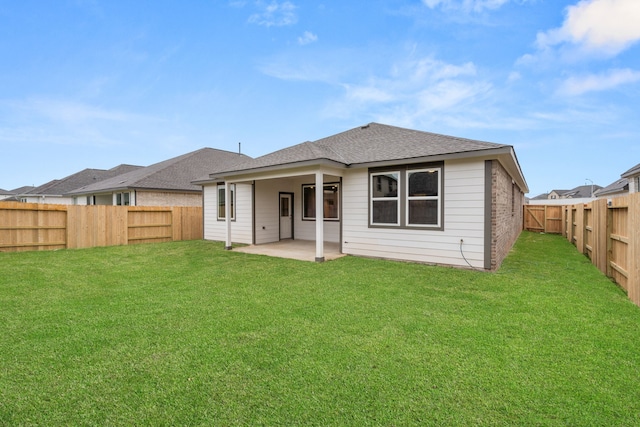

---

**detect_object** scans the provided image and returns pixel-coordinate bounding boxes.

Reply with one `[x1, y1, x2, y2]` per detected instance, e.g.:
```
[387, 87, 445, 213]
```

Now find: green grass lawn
[1, 232, 640, 426]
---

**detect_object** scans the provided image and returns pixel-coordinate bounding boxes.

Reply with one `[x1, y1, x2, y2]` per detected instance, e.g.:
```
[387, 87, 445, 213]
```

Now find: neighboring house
[595, 162, 640, 199]
[545, 185, 601, 199]
[529, 184, 602, 205]
[194, 123, 529, 271]
[594, 178, 628, 199]
[68, 148, 249, 206]
[621, 162, 640, 194]
[19, 165, 142, 205]
[529, 193, 550, 201]
[546, 189, 569, 200]
[3, 186, 35, 202]
[0, 188, 13, 201]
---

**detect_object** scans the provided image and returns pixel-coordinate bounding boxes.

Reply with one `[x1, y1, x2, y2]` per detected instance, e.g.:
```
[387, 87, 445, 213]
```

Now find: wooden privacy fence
[523, 205, 563, 234]
[524, 194, 640, 307]
[0, 202, 203, 252]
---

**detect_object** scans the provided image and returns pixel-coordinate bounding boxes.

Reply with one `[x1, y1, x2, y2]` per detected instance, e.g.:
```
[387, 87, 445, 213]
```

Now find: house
[546, 189, 569, 200]
[19, 165, 142, 205]
[594, 178, 628, 199]
[621, 162, 640, 194]
[68, 148, 249, 206]
[595, 161, 640, 199]
[543, 185, 601, 200]
[0, 188, 13, 201]
[194, 123, 528, 270]
[528, 184, 602, 205]
[1, 186, 35, 202]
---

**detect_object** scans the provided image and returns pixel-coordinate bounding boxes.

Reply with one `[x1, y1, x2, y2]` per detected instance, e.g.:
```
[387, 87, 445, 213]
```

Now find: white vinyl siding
[254, 180, 281, 244]
[203, 183, 252, 244]
[343, 159, 486, 268]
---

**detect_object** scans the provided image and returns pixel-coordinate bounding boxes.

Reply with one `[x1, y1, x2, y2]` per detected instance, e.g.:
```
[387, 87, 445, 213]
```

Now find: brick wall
[136, 191, 202, 207]
[491, 160, 525, 270]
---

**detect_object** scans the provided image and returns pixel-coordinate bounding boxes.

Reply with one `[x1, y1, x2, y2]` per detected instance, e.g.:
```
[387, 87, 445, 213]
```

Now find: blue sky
[1, 0, 639, 196]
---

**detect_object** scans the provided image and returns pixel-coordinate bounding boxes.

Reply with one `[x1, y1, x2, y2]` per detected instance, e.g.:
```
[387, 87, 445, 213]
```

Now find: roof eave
[195, 158, 348, 184]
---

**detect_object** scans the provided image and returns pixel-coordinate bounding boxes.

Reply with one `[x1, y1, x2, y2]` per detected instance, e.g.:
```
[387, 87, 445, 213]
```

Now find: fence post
[575, 204, 584, 252]
[628, 193, 640, 306]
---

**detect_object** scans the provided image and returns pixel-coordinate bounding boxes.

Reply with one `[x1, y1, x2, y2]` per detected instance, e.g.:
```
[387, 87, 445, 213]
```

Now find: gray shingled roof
[10, 186, 35, 194]
[211, 122, 510, 176]
[68, 148, 249, 195]
[530, 193, 550, 200]
[561, 185, 602, 198]
[594, 178, 628, 196]
[621, 162, 640, 178]
[25, 165, 142, 196]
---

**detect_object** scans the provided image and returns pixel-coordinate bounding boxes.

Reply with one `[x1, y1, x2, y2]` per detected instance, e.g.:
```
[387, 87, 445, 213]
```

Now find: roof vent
[361, 124, 370, 129]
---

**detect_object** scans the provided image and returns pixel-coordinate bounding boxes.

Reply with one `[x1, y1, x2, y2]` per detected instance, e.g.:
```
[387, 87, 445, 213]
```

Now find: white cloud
[8, 98, 134, 123]
[297, 31, 318, 45]
[319, 56, 492, 128]
[0, 97, 154, 148]
[248, 1, 297, 27]
[507, 71, 521, 82]
[557, 68, 640, 96]
[536, 0, 640, 56]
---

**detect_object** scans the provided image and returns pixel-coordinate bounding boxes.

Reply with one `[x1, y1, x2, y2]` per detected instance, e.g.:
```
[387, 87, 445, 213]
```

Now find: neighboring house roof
[594, 178, 628, 197]
[11, 186, 35, 194]
[544, 185, 601, 199]
[562, 185, 601, 198]
[549, 189, 570, 195]
[530, 193, 550, 200]
[68, 148, 249, 195]
[0, 188, 12, 195]
[621, 162, 640, 178]
[197, 123, 528, 192]
[23, 165, 143, 197]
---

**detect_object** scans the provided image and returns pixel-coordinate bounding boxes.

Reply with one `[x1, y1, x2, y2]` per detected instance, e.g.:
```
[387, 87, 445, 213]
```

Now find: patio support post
[315, 171, 324, 262]
[225, 181, 232, 250]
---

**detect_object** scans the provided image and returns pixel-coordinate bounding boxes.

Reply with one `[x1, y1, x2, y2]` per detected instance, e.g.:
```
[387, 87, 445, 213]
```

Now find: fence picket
[525, 193, 639, 307]
[0, 202, 202, 252]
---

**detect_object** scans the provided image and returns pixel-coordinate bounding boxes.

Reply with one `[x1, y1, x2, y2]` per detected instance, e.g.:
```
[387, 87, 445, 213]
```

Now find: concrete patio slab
[233, 240, 345, 262]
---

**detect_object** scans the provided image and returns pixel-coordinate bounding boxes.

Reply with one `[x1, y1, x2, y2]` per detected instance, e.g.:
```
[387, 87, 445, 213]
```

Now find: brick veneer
[136, 191, 202, 207]
[490, 160, 525, 270]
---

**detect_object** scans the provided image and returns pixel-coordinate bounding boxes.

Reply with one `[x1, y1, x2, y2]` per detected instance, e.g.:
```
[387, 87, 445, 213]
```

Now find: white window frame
[406, 168, 441, 228]
[370, 171, 400, 226]
[217, 184, 235, 220]
[115, 192, 130, 206]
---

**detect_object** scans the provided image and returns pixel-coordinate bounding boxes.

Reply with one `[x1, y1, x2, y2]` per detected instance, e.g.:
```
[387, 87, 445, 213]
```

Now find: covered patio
[233, 240, 345, 262]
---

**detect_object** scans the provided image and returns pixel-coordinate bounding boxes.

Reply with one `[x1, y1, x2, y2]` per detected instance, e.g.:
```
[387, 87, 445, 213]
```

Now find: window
[370, 172, 399, 225]
[407, 169, 440, 226]
[370, 165, 442, 229]
[115, 192, 130, 206]
[302, 183, 339, 220]
[217, 184, 235, 220]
